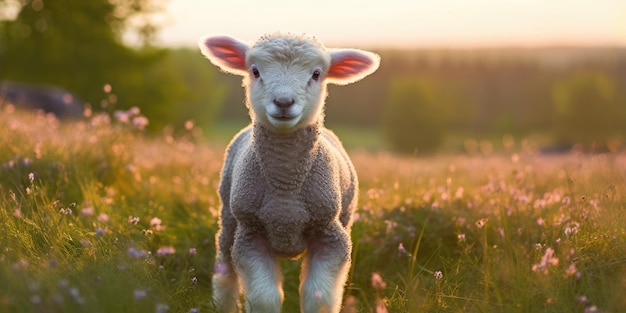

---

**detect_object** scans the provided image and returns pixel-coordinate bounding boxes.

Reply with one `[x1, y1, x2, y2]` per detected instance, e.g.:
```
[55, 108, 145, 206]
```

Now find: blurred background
[1, 0, 625, 153]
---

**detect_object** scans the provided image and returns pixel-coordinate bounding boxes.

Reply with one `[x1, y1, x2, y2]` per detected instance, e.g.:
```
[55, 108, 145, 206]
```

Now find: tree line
[377, 49, 626, 152]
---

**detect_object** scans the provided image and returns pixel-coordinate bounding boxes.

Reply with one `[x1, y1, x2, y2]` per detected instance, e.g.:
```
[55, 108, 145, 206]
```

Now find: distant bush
[132, 48, 227, 132]
[552, 71, 626, 146]
[382, 77, 458, 154]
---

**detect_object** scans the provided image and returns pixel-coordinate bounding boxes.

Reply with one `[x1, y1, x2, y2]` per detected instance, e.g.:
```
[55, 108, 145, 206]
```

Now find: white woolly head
[199, 33, 380, 133]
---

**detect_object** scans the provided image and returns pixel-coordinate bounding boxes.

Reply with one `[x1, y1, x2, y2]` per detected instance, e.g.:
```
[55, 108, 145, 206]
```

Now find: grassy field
[1, 107, 625, 313]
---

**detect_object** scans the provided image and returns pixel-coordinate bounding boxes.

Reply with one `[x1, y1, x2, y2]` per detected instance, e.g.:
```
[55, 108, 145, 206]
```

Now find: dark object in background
[0, 82, 84, 119]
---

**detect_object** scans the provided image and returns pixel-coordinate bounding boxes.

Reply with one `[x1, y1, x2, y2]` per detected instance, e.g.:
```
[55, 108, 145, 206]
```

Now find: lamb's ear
[199, 35, 250, 76]
[327, 49, 381, 85]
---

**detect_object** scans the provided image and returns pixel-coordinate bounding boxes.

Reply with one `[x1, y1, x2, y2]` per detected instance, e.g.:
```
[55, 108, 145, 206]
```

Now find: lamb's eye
[251, 66, 260, 79]
[311, 69, 321, 81]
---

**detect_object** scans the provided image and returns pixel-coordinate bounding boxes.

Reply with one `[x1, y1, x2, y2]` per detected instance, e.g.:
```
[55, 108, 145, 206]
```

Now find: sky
[157, 0, 626, 49]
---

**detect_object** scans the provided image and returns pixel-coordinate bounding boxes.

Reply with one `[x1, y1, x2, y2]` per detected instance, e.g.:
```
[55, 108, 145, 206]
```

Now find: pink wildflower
[133, 116, 149, 130]
[371, 272, 387, 290]
[156, 246, 176, 256]
[566, 263, 580, 278]
[81, 206, 94, 216]
[532, 247, 559, 274]
[97, 213, 109, 223]
[150, 217, 166, 231]
[397, 243, 411, 256]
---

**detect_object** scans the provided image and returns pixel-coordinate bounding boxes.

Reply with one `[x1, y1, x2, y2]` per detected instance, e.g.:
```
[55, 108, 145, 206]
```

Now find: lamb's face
[199, 34, 381, 132]
[245, 38, 331, 132]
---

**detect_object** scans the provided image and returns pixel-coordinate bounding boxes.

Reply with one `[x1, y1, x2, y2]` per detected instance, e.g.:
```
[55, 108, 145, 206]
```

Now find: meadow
[1, 106, 625, 313]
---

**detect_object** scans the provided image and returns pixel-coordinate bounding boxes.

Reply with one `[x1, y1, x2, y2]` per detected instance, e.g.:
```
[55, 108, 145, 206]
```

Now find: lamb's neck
[253, 122, 321, 192]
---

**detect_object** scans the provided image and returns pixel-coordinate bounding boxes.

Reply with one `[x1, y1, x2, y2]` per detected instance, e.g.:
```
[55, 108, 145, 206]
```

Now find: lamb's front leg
[212, 250, 240, 312]
[300, 222, 352, 313]
[212, 203, 240, 312]
[232, 227, 284, 313]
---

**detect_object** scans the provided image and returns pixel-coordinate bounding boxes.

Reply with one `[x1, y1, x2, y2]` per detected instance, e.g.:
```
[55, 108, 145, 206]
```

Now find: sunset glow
[157, 0, 626, 48]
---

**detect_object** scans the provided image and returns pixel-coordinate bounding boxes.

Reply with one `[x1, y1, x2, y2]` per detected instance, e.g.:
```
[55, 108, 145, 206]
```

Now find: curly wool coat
[217, 121, 357, 263]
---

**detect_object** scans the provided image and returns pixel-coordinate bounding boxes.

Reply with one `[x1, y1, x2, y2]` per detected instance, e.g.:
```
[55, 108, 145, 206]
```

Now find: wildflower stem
[482, 224, 490, 304]
[409, 220, 427, 279]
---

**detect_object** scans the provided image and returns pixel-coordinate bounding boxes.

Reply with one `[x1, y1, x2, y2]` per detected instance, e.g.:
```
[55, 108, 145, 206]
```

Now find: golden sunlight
[158, 0, 626, 48]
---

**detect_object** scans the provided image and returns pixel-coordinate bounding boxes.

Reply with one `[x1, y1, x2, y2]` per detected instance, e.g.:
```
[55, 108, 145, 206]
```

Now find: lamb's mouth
[269, 113, 297, 122]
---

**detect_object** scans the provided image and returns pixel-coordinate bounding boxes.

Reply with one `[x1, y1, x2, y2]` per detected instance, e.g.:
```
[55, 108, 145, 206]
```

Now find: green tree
[0, 0, 225, 132]
[0, 1, 156, 121]
[382, 76, 458, 154]
[552, 71, 624, 146]
[0, 0, 161, 100]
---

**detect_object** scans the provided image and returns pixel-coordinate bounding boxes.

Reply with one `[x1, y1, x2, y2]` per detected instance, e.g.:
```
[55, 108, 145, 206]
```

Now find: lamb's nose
[273, 97, 295, 109]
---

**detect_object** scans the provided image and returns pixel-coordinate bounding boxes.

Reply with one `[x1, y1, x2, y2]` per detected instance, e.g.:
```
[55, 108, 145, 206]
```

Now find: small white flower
[475, 218, 488, 229]
[434, 271, 443, 280]
[564, 227, 573, 237]
[155, 303, 169, 313]
[128, 216, 140, 225]
[457, 233, 466, 242]
[397, 243, 411, 256]
[134, 289, 147, 300]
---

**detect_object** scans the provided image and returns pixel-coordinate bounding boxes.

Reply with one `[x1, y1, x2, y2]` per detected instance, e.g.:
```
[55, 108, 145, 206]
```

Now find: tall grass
[1, 106, 624, 312]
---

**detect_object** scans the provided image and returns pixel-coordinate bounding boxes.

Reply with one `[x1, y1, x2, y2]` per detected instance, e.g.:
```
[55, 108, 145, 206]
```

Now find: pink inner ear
[328, 51, 377, 80]
[329, 58, 372, 76]
[205, 37, 248, 71]
[211, 46, 246, 69]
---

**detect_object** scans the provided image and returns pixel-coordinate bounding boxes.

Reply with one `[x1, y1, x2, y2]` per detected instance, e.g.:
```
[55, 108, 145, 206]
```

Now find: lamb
[198, 33, 380, 313]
